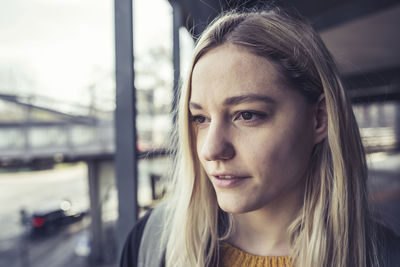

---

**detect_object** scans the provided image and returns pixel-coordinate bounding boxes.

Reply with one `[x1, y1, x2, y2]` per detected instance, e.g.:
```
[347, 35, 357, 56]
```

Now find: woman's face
[189, 44, 318, 214]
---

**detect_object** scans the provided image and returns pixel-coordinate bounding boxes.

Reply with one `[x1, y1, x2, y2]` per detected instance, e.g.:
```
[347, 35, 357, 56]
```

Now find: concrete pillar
[88, 159, 104, 264]
[114, 0, 138, 259]
[171, 0, 182, 123]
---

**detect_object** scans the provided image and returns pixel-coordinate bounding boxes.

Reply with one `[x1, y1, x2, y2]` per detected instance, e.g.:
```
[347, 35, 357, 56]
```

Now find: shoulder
[137, 202, 168, 267]
[377, 225, 400, 267]
[119, 203, 168, 267]
[384, 229, 400, 266]
[120, 210, 152, 267]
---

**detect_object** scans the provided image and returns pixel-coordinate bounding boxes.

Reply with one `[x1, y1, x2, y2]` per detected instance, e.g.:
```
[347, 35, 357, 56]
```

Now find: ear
[313, 94, 328, 144]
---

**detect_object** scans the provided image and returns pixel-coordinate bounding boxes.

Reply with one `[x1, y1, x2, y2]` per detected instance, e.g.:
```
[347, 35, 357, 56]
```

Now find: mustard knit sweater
[219, 242, 292, 267]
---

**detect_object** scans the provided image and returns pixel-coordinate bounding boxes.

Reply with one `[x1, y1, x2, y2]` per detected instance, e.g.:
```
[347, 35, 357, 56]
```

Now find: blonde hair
[163, 8, 380, 267]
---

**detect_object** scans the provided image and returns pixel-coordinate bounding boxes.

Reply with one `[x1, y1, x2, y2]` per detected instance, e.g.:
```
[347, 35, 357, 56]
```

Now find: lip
[211, 174, 250, 188]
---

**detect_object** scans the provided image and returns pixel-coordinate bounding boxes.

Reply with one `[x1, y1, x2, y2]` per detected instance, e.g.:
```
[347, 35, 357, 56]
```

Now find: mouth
[214, 175, 237, 179]
[211, 174, 250, 188]
[212, 173, 250, 179]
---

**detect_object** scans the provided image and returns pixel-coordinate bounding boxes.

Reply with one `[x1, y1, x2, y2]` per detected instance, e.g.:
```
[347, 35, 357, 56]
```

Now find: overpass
[0, 93, 114, 168]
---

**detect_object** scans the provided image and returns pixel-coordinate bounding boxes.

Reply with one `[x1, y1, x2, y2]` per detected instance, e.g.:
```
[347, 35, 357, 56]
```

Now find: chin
[216, 195, 255, 214]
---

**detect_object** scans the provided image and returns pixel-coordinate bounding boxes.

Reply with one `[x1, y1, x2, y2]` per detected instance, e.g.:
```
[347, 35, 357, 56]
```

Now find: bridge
[0, 93, 114, 168]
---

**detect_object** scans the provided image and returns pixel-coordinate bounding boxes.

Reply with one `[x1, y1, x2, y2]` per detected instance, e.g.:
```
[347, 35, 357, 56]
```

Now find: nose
[199, 121, 235, 162]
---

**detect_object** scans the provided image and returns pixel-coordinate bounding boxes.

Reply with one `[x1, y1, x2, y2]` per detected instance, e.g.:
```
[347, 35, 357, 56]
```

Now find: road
[0, 219, 92, 267]
[0, 164, 89, 241]
[0, 164, 115, 267]
[0, 158, 165, 267]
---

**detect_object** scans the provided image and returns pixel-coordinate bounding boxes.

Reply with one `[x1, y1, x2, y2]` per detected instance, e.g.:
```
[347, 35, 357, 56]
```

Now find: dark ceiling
[169, 0, 400, 103]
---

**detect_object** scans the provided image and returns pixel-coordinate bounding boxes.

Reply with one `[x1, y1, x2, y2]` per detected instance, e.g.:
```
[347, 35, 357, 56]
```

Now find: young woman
[121, 7, 400, 267]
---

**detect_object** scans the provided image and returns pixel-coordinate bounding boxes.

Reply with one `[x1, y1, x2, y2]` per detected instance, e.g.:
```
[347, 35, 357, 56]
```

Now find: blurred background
[0, 0, 399, 266]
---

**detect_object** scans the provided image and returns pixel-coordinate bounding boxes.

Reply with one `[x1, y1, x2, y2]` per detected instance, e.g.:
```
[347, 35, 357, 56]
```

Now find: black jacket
[120, 211, 153, 267]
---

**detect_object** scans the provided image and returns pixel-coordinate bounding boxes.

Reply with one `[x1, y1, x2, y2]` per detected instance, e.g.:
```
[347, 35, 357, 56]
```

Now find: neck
[227, 183, 303, 257]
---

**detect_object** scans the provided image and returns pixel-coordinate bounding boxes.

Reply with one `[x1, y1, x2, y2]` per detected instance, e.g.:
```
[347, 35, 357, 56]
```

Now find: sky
[0, 0, 189, 110]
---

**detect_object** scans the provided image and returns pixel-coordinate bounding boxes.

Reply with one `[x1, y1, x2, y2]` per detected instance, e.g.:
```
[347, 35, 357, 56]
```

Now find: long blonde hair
[164, 8, 380, 267]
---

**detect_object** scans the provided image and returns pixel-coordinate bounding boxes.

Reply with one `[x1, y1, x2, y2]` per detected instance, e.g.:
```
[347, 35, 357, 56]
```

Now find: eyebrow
[189, 94, 276, 110]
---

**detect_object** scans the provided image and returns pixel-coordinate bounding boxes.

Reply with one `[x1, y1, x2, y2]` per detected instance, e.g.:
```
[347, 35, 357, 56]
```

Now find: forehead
[190, 44, 286, 102]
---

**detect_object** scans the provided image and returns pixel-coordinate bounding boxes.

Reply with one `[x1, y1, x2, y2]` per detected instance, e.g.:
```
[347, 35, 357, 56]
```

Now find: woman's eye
[240, 111, 253, 120]
[234, 111, 265, 122]
[191, 115, 206, 124]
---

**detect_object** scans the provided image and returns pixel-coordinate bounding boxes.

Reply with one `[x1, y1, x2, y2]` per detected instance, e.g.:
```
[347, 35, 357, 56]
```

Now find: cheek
[256, 138, 288, 169]
[248, 125, 312, 177]
[238, 130, 283, 175]
[194, 131, 205, 162]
